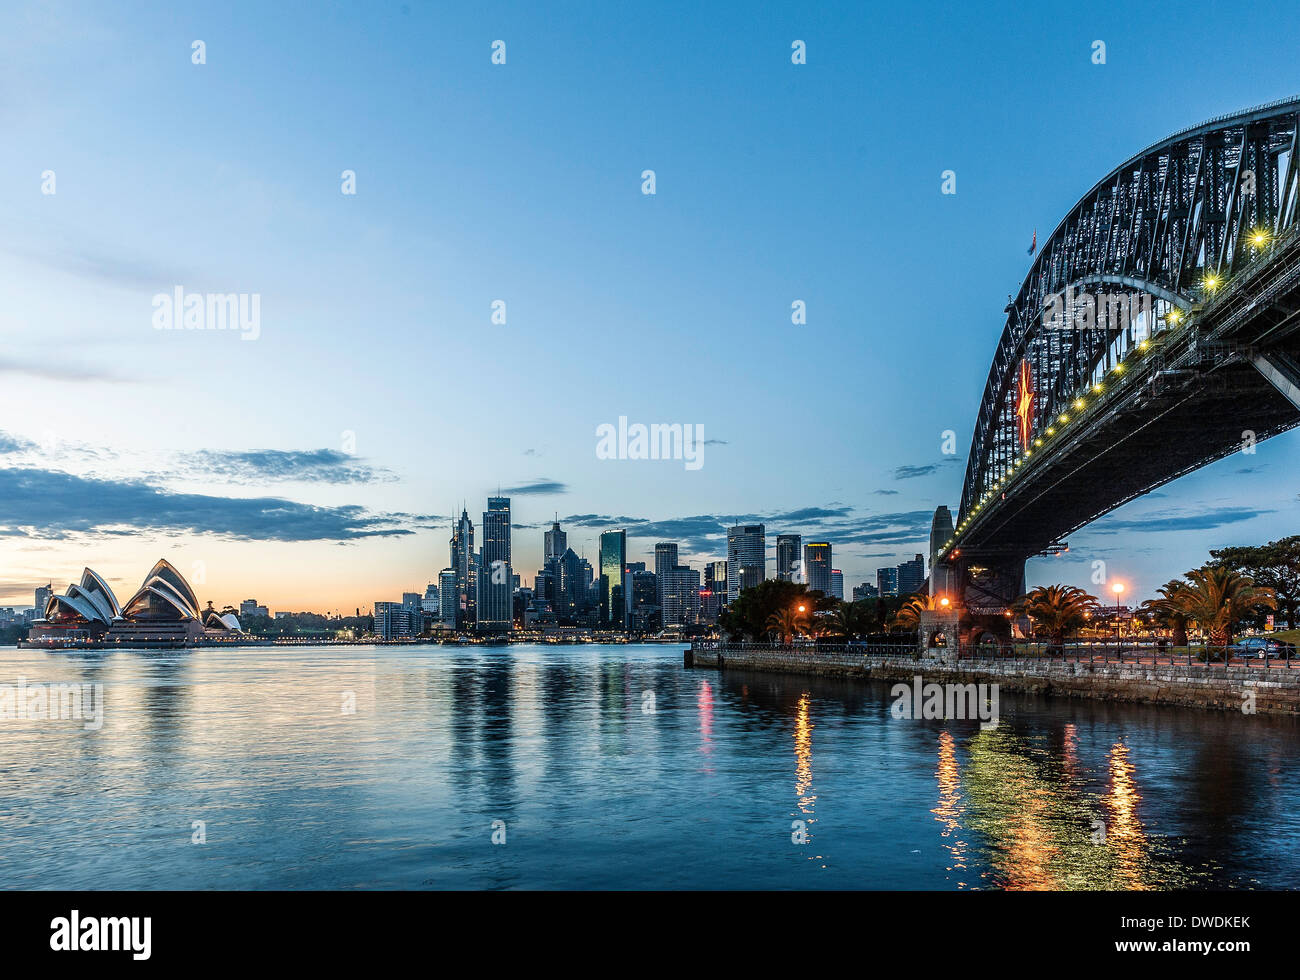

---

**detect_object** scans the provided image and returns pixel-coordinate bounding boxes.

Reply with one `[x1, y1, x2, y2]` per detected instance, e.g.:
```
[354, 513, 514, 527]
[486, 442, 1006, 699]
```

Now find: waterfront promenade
[688, 640, 1300, 716]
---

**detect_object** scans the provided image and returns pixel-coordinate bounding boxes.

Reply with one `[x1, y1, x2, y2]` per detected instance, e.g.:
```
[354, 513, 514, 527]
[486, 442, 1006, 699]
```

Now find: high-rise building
[877, 567, 899, 597]
[477, 497, 513, 631]
[705, 560, 727, 599]
[831, 569, 844, 601]
[34, 583, 53, 617]
[598, 530, 627, 628]
[421, 582, 440, 614]
[438, 569, 457, 622]
[654, 542, 678, 607]
[629, 570, 660, 632]
[450, 508, 476, 629]
[544, 519, 567, 561]
[852, 581, 879, 601]
[374, 601, 418, 640]
[726, 525, 765, 603]
[661, 565, 701, 627]
[698, 587, 721, 625]
[804, 542, 832, 596]
[776, 534, 802, 582]
[898, 554, 926, 596]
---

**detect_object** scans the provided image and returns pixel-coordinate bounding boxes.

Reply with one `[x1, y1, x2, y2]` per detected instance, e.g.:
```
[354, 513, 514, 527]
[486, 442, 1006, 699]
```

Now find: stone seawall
[687, 646, 1300, 716]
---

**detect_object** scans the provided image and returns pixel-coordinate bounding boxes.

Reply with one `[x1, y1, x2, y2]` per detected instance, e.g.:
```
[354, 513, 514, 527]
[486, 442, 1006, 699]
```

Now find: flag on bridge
[1027, 229, 1037, 256]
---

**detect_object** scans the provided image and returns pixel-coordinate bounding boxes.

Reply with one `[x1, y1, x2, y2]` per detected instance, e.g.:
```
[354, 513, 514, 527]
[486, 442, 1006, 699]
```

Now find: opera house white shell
[29, 559, 240, 648]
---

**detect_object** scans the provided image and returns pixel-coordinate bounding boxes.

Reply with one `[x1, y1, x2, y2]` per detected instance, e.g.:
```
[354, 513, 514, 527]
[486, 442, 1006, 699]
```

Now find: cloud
[872, 489, 900, 495]
[177, 449, 391, 485]
[1090, 506, 1270, 535]
[767, 506, 853, 522]
[702, 439, 728, 446]
[502, 478, 569, 495]
[893, 464, 941, 480]
[0, 359, 134, 384]
[0, 432, 36, 455]
[0, 467, 414, 542]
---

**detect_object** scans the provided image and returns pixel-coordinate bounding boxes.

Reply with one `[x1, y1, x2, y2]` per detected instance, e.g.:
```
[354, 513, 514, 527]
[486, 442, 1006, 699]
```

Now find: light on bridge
[1046, 427, 1056, 435]
[1250, 229, 1269, 247]
[1058, 413, 1069, 424]
[1168, 308, 1184, 325]
[1093, 383, 1104, 394]
[1202, 272, 1222, 293]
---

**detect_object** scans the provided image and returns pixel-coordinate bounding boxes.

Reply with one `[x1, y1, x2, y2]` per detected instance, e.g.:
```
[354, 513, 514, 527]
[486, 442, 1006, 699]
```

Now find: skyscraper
[661, 564, 701, 627]
[705, 560, 727, 598]
[34, 583, 53, 618]
[438, 568, 457, 622]
[544, 519, 567, 561]
[804, 541, 832, 596]
[898, 554, 926, 597]
[450, 508, 476, 629]
[478, 496, 513, 631]
[831, 569, 844, 601]
[776, 534, 802, 582]
[877, 567, 899, 597]
[598, 530, 627, 629]
[726, 524, 765, 603]
[654, 542, 678, 607]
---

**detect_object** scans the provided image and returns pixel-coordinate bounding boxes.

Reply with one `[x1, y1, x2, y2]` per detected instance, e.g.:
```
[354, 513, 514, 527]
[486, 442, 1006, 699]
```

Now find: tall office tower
[629, 570, 660, 632]
[626, 562, 646, 574]
[654, 542, 678, 607]
[726, 524, 765, 603]
[661, 565, 701, 627]
[551, 549, 577, 620]
[477, 496, 513, 631]
[776, 534, 802, 582]
[929, 506, 956, 597]
[438, 569, 457, 622]
[897, 554, 926, 597]
[421, 582, 440, 614]
[877, 567, 899, 597]
[450, 508, 476, 629]
[544, 519, 567, 561]
[598, 530, 627, 629]
[698, 586, 721, 625]
[34, 583, 53, 618]
[803, 542, 832, 596]
[374, 601, 417, 640]
[831, 570, 844, 601]
[705, 560, 728, 598]
[852, 581, 879, 601]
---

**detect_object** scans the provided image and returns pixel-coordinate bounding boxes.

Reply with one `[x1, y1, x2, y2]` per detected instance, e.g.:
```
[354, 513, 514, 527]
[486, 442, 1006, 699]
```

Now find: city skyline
[4, 2, 1300, 612]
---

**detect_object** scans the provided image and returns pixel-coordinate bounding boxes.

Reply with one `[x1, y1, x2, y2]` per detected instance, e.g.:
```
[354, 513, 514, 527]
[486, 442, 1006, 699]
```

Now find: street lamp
[1111, 582, 1124, 636]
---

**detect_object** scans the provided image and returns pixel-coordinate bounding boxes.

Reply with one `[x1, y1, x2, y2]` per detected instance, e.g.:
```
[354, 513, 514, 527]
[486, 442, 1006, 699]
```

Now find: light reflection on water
[0, 644, 1296, 890]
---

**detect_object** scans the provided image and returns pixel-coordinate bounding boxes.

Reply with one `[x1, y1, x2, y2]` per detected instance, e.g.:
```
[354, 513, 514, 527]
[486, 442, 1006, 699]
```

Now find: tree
[719, 580, 814, 641]
[1210, 536, 1300, 629]
[1014, 585, 1099, 648]
[824, 600, 871, 639]
[1172, 565, 1276, 649]
[1139, 580, 1190, 646]
[765, 607, 807, 644]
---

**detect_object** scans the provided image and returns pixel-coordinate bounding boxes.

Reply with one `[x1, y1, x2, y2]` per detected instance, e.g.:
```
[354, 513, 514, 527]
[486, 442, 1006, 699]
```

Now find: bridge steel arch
[956, 98, 1300, 539]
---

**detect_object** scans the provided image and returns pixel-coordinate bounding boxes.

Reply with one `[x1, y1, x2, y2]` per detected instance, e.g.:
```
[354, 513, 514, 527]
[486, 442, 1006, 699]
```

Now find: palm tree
[889, 594, 944, 632]
[824, 601, 868, 639]
[1172, 565, 1276, 651]
[1014, 585, 1099, 649]
[1139, 580, 1190, 646]
[765, 607, 806, 644]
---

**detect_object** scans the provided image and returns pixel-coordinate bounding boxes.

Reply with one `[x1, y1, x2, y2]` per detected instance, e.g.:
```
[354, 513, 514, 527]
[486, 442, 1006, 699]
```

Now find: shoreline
[687, 643, 1300, 717]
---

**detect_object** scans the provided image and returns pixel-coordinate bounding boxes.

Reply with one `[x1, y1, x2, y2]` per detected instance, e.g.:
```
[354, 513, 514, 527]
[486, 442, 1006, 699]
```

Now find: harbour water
[1, 643, 1297, 889]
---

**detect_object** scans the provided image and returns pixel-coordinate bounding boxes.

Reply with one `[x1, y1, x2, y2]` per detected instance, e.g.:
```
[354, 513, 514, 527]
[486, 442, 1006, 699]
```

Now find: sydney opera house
[24, 559, 244, 648]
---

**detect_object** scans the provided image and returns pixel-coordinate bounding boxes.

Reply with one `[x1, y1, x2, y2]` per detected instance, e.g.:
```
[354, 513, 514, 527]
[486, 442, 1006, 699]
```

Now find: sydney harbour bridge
[929, 97, 1300, 641]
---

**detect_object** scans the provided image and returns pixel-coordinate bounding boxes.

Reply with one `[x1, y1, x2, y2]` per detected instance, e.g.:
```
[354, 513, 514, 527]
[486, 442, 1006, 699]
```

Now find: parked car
[1234, 636, 1298, 659]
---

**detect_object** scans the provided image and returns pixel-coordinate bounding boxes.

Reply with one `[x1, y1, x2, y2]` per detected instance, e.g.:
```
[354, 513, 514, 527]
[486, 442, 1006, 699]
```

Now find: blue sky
[2, 0, 1298, 611]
